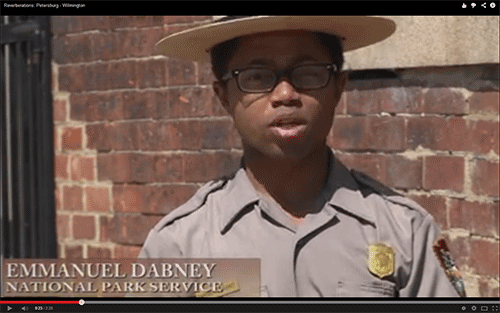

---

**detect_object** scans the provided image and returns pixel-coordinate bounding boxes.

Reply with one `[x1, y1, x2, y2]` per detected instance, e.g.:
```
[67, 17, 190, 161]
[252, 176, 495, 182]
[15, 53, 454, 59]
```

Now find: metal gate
[1, 16, 57, 258]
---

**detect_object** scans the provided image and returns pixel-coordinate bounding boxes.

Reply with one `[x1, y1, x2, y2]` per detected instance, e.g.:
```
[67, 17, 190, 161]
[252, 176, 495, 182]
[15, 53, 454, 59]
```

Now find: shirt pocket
[337, 281, 396, 297]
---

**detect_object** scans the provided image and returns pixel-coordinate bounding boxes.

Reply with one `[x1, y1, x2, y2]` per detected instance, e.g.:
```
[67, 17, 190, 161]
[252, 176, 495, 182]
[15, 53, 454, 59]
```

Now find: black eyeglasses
[221, 63, 338, 93]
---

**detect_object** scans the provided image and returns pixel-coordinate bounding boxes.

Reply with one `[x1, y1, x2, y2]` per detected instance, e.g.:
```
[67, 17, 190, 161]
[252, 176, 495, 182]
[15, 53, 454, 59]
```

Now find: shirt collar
[219, 167, 261, 234]
[219, 149, 376, 233]
[326, 155, 376, 225]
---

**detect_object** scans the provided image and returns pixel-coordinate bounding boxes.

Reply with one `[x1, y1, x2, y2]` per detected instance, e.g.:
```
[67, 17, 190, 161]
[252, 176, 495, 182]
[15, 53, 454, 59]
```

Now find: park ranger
[139, 16, 466, 297]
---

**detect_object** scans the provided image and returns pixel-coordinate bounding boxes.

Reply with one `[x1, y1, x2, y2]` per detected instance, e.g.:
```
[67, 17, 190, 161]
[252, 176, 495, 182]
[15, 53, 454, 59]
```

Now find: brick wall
[51, 16, 499, 297]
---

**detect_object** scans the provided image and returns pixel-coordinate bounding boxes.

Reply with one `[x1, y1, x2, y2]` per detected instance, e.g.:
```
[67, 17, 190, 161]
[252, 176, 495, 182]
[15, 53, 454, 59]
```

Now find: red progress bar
[0, 301, 79, 304]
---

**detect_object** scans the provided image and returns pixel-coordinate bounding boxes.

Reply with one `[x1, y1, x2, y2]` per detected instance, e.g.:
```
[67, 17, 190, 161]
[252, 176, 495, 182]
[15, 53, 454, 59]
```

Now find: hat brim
[155, 16, 396, 62]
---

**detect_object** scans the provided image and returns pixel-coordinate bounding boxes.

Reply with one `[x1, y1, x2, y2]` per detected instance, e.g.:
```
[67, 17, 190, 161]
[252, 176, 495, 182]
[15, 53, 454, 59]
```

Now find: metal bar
[37, 16, 57, 258]
[26, 36, 37, 258]
[0, 20, 38, 45]
[5, 15, 17, 259]
[1, 16, 56, 258]
[14, 25, 27, 258]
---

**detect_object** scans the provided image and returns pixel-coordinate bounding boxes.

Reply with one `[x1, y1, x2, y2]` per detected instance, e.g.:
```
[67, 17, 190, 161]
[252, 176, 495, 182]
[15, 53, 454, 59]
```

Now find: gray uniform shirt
[139, 150, 462, 297]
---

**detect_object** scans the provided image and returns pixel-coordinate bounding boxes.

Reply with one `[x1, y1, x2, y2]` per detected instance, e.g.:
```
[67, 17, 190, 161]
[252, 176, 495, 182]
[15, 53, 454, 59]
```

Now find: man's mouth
[269, 118, 307, 139]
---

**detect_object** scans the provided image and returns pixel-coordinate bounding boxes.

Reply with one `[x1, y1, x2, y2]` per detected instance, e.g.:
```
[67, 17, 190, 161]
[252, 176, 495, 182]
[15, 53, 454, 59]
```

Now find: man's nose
[269, 80, 300, 107]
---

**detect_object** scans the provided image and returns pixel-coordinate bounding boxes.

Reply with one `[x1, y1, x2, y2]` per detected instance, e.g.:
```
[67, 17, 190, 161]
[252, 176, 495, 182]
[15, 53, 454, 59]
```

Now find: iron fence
[1, 16, 57, 258]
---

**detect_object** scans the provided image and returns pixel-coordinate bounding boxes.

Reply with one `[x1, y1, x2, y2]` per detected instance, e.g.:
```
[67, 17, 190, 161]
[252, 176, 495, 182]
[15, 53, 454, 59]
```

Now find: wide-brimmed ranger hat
[155, 16, 396, 62]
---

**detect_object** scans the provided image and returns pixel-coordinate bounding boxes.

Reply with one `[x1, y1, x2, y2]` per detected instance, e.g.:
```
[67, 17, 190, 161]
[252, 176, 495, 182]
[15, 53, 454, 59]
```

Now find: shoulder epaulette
[153, 179, 228, 232]
[351, 170, 401, 197]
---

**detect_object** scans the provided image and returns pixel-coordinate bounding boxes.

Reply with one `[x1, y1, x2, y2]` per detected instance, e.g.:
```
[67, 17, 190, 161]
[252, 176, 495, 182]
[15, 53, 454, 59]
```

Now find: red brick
[113, 184, 198, 214]
[70, 155, 95, 181]
[55, 154, 69, 179]
[345, 87, 381, 115]
[88, 246, 112, 259]
[136, 16, 166, 27]
[52, 17, 110, 36]
[86, 124, 110, 151]
[183, 151, 240, 183]
[85, 187, 110, 212]
[136, 59, 168, 88]
[51, 16, 82, 36]
[65, 245, 84, 259]
[56, 214, 70, 240]
[423, 156, 465, 192]
[478, 277, 500, 297]
[443, 235, 470, 269]
[114, 245, 142, 259]
[367, 116, 405, 151]
[168, 88, 216, 118]
[424, 88, 467, 114]
[332, 116, 404, 152]
[109, 61, 137, 89]
[99, 216, 113, 242]
[53, 99, 67, 122]
[471, 160, 499, 197]
[79, 16, 110, 33]
[407, 116, 473, 152]
[169, 121, 203, 150]
[151, 89, 170, 119]
[167, 58, 196, 86]
[408, 195, 447, 230]
[331, 116, 369, 150]
[91, 123, 138, 151]
[407, 116, 448, 150]
[53, 34, 91, 64]
[109, 16, 132, 29]
[470, 239, 499, 276]
[445, 117, 470, 152]
[111, 215, 163, 245]
[153, 154, 184, 182]
[91, 32, 120, 61]
[197, 61, 216, 86]
[380, 86, 425, 114]
[58, 65, 85, 93]
[97, 153, 148, 183]
[345, 82, 424, 114]
[85, 62, 111, 91]
[122, 90, 156, 120]
[97, 153, 183, 183]
[135, 121, 171, 151]
[72, 215, 95, 240]
[385, 156, 422, 190]
[334, 152, 387, 184]
[469, 120, 499, 155]
[61, 127, 82, 150]
[63, 185, 83, 211]
[449, 200, 499, 238]
[55, 186, 62, 211]
[121, 28, 165, 59]
[468, 91, 500, 115]
[164, 16, 211, 24]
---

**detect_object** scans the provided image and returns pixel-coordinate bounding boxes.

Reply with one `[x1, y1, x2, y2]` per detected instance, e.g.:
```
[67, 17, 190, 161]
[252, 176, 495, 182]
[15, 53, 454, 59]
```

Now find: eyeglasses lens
[237, 65, 330, 92]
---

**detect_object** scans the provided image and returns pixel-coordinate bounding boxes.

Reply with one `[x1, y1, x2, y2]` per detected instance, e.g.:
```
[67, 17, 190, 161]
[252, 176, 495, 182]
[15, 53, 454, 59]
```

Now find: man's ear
[213, 81, 232, 114]
[332, 71, 347, 110]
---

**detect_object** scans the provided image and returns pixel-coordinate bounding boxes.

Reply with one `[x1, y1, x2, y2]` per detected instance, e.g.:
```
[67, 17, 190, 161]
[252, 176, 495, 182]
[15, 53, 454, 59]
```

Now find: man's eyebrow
[245, 55, 320, 67]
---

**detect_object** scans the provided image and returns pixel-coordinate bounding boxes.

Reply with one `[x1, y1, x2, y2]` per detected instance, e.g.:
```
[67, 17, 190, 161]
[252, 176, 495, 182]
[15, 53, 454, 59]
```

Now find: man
[140, 16, 465, 297]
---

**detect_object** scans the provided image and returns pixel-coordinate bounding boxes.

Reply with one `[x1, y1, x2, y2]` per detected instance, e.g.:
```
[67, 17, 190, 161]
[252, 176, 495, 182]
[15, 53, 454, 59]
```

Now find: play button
[7, 306, 12, 311]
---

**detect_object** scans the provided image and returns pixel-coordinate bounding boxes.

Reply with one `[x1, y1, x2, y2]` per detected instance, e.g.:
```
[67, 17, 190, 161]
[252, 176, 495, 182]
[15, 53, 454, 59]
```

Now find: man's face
[214, 30, 346, 162]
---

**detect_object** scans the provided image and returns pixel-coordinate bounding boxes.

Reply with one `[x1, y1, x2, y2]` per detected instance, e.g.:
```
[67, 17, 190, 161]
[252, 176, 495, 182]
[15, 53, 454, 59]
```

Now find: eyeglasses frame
[221, 63, 339, 93]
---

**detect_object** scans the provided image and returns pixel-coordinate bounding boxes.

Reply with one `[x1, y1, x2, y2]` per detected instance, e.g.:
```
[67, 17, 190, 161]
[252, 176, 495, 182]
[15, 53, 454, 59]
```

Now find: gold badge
[368, 243, 394, 278]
